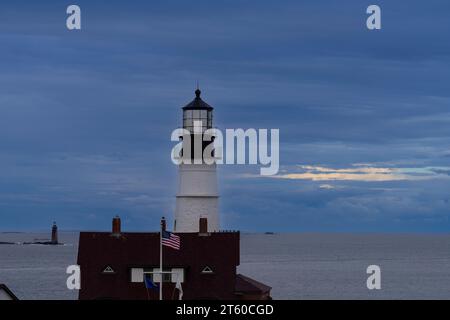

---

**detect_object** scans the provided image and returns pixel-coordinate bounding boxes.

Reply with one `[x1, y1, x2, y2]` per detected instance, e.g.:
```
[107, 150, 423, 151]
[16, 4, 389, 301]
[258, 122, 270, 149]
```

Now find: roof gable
[0, 284, 18, 300]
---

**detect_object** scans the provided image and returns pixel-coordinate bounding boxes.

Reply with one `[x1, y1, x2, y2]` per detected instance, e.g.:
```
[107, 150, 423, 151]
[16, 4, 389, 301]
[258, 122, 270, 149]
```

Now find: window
[207, 111, 212, 128]
[131, 268, 143, 282]
[131, 268, 184, 283]
[144, 268, 171, 283]
[102, 265, 115, 274]
[183, 109, 213, 132]
[193, 110, 200, 119]
[183, 118, 191, 128]
[201, 266, 214, 274]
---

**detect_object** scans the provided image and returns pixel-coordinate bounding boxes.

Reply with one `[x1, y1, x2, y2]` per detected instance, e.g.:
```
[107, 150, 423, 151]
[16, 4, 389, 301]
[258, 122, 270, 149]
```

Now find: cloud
[319, 184, 335, 189]
[299, 165, 393, 174]
[1, 0, 450, 231]
[429, 168, 450, 176]
[269, 165, 450, 182]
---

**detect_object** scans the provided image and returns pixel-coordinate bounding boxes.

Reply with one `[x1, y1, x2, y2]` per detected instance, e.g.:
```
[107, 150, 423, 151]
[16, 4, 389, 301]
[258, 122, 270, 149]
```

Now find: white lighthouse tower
[174, 89, 219, 233]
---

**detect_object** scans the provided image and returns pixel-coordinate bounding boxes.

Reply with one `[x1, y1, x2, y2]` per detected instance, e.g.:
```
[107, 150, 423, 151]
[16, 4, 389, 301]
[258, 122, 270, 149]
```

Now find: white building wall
[175, 197, 219, 232]
[177, 163, 218, 196]
[175, 163, 219, 232]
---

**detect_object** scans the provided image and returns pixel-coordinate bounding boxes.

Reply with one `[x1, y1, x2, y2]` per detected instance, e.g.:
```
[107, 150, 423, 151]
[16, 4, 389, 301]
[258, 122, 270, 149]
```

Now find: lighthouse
[76, 87, 272, 300]
[174, 88, 219, 232]
[51, 221, 58, 244]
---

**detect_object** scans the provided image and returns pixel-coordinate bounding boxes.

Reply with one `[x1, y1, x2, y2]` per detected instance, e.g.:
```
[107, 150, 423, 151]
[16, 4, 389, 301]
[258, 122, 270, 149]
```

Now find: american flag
[162, 230, 180, 250]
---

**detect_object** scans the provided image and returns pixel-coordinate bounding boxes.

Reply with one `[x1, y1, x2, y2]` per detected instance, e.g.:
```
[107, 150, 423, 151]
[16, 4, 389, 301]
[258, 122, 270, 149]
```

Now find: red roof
[235, 274, 272, 294]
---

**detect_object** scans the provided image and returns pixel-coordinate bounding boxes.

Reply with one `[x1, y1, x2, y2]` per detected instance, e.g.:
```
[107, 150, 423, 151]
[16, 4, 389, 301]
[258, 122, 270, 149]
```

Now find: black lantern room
[182, 89, 213, 133]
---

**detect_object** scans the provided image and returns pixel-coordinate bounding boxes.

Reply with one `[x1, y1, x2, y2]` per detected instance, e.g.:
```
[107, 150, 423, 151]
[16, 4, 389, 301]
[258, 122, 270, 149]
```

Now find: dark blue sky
[1, 1, 449, 232]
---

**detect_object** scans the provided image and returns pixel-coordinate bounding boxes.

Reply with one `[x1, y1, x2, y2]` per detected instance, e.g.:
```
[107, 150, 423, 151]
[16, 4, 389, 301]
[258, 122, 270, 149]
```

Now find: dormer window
[101, 265, 115, 274]
[201, 266, 214, 274]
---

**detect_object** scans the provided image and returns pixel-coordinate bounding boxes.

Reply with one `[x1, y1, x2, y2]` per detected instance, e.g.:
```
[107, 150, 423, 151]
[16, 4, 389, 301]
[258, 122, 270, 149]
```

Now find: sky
[0, 0, 449, 232]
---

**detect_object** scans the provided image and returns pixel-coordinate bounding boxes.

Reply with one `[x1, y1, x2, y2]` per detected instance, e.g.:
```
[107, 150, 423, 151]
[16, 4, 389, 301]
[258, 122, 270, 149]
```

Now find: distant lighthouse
[174, 88, 219, 232]
[51, 222, 58, 244]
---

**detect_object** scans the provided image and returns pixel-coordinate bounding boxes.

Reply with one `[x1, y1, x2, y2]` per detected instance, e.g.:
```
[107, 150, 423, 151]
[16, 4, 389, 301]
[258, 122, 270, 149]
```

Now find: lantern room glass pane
[207, 111, 213, 128]
[184, 110, 192, 118]
[193, 110, 200, 118]
[184, 119, 192, 128]
[183, 108, 212, 131]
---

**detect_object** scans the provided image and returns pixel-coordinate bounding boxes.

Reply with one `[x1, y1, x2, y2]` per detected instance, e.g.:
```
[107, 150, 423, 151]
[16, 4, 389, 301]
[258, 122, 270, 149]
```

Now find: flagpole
[160, 217, 163, 301]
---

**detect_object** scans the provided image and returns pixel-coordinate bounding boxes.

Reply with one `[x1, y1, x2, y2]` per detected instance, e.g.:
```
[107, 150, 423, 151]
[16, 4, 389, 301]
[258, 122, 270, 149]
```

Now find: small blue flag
[144, 275, 159, 291]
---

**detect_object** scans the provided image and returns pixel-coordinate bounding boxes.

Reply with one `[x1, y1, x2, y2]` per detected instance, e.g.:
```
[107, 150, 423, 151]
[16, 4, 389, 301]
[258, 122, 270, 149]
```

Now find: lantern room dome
[182, 89, 213, 110]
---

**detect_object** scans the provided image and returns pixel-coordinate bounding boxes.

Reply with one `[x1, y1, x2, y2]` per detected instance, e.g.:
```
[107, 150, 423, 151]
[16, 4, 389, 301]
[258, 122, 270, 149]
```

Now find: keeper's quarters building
[77, 89, 271, 300]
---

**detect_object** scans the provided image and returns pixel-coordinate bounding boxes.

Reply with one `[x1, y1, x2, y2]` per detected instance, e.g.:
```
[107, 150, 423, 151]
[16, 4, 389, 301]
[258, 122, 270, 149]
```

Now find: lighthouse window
[183, 110, 193, 129]
[193, 110, 200, 119]
[207, 112, 212, 128]
[183, 109, 211, 131]
[183, 118, 192, 129]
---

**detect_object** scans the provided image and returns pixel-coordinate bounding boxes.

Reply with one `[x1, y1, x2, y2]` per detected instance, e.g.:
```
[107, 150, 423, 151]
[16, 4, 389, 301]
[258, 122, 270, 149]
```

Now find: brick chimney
[161, 217, 166, 231]
[112, 216, 121, 235]
[199, 217, 209, 235]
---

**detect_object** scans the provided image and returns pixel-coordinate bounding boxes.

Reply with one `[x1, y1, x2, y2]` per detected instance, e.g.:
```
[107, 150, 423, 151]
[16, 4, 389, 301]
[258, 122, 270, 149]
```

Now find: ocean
[0, 232, 449, 300]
